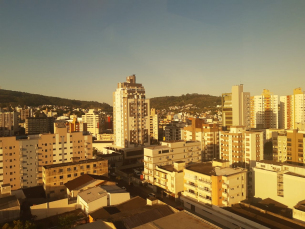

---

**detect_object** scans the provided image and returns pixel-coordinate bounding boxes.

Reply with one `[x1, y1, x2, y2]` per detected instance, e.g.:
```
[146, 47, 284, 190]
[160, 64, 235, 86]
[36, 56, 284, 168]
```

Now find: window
[59, 176, 63, 179]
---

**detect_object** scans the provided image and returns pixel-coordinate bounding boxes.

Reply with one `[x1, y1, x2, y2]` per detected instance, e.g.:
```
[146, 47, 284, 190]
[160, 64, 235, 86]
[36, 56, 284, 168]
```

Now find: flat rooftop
[78, 186, 107, 203]
[186, 162, 246, 176]
[258, 160, 305, 168]
[134, 211, 219, 229]
[43, 158, 105, 169]
[145, 145, 168, 150]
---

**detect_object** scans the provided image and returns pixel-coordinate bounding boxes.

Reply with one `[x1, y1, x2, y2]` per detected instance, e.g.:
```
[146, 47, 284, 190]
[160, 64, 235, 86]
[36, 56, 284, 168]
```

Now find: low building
[253, 160, 305, 208]
[0, 195, 20, 224]
[64, 174, 107, 198]
[77, 185, 129, 215]
[182, 161, 247, 207]
[42, 158, 108, 199]
[143, 141, 201, 184]
[294, 200, 305, 222]
[153, 161, 185, 198]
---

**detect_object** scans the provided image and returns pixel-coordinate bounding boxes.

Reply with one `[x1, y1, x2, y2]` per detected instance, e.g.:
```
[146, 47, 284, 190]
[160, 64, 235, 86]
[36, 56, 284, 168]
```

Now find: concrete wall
[181, 195, 268, 229]
[31, 198, 77, 220]
[293, 208, 305, 222]
[109, 192, 130, 206]
[0, 206, 20, 224]
[254, 167, 305, 208]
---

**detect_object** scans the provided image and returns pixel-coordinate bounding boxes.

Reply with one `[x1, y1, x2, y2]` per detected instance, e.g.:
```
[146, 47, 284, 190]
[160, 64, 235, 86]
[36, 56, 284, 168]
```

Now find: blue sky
[1, 0, 305, 104]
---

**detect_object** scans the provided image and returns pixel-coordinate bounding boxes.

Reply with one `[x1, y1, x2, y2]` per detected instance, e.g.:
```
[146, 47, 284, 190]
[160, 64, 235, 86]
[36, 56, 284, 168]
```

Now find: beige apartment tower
[250, 89, 278, 129]
[113, 75, 150, 148]
[183, 118, 220, 161]
[222, 85, 250, 130]
[280, 88, 305, 130]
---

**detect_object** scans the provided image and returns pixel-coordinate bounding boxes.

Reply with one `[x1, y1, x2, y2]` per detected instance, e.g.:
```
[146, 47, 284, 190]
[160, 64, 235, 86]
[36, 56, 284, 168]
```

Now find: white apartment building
[0, 111, 18, 137]
[150, 108, 159, 144]
[0, 124, 93, 190]
[182, 118, 220, 161]
[143, 141, 201, 184]
[113, 75, 150, 148]
[280, 88, 305, 129]
[82, 109, 101, 137]
[153, 161, 185, 198]
[253, 161, 305, 208]
[222, 85, 250, 130]
[250, 89, 278, 129]
[181, 161, 247, 207]
[220, 126, 264, 168]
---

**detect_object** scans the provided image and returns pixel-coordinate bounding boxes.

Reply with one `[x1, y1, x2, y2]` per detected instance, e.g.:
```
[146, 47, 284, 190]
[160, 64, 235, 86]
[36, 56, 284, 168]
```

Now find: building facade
[0, 111, 18, 137]
[219, 126, 264, 168]
[222, 85, 250, 130]
[143, 141, 201, 184]
[280, 88, 305, 129]
[183, 118, 220, 161]
[149, 108, 159, 144]
[276, 129, 305, 164]
[113, 75, 150, 148]
[42, 158, 108, 199]
[25, 117, 55, 134]
[253, 160, 305, 208]
[182, 161, 247, 207]
[0, 124, 93, 190]
[82, 109, 101, 137]
[250, 89, 278, 129]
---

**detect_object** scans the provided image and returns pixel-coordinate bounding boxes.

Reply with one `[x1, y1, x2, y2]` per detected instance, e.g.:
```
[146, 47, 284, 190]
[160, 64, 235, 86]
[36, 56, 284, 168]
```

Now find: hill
[0, 89, 112, 112]
[150, 93, 221, 111]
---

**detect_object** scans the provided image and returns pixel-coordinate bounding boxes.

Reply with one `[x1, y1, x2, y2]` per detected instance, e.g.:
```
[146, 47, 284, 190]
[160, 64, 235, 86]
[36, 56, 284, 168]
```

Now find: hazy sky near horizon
[1, 0, 305, 105]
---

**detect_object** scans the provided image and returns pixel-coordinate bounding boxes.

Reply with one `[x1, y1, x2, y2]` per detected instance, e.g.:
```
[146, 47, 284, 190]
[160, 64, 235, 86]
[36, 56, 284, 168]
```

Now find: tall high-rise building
[250, 89, 278, 129]
[113, 75, 150, 148]
[149, 108, 159, 144]
[219, 126, 264, 168]
[280, 88, 305, 130]
[182, 118, 220, 161]
[222, 85, 250, 130]
[0, 111, 18, 137]
[82, 109, 101, 137]
[276, 129, 305, 164]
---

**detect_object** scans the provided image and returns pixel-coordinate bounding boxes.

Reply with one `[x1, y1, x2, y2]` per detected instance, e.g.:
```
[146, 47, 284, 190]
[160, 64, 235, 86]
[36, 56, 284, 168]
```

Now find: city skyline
[1, 0, 305, 104]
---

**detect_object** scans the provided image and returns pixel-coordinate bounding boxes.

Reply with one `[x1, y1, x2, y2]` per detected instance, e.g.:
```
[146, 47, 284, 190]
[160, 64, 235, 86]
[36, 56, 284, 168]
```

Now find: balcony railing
[185, 183, 197, 189]
[185, 190, 197, 198]
[198, 179, 211, 186]
[198, 196, 212, 204]
[222, 183, 229, 189]
[222, 192, 228, 198]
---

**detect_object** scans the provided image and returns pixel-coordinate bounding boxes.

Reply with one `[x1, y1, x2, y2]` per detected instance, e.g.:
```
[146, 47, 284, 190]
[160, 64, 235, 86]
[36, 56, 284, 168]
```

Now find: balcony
[198, 179, 211, 186]
[222, 192, 228, 198]
[222, 183, 229, 189]
[198, 188, 211, 195]
[185, 190, 197, 198]
[185, 183, 197, 189]
[222, 200, 228, 206]
[198, 196, 212, 204]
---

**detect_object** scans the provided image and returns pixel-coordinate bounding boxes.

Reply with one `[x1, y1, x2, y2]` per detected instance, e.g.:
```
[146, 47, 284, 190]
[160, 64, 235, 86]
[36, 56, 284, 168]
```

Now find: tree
[58, 214, 77, 229]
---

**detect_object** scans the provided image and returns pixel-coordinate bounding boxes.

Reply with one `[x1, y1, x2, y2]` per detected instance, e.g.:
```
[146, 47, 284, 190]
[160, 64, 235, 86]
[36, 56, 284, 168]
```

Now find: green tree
[58, 214, 77, 229]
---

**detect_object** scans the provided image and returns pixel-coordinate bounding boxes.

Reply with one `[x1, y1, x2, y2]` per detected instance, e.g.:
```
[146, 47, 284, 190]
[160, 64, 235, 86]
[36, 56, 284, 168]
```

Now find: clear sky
[1, 0, 305, 105]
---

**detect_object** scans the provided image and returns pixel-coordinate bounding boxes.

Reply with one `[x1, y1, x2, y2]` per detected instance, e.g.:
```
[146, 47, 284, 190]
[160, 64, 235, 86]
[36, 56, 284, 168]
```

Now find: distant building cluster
[1, 76, 305, 228]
